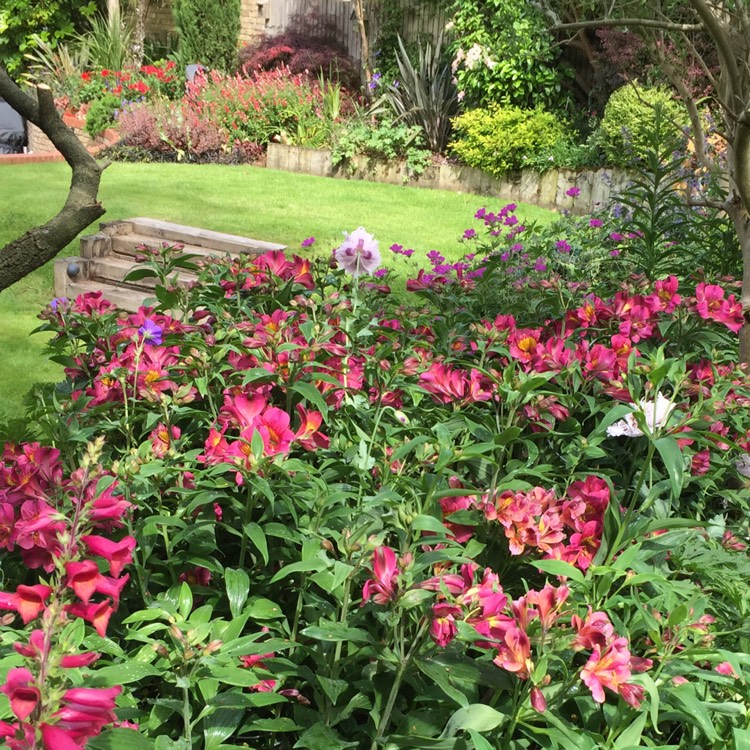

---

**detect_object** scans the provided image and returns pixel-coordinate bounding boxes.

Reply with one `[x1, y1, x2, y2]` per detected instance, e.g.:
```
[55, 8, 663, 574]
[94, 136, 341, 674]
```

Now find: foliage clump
[598, 82, 689, 166]
[448, 0, 569, 110]
[172, 0, 241, 72]
[450, 105, 568, 175]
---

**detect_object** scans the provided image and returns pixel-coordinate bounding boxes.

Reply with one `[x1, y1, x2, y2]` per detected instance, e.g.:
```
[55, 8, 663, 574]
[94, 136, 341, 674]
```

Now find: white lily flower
[607, 392, 675, 438]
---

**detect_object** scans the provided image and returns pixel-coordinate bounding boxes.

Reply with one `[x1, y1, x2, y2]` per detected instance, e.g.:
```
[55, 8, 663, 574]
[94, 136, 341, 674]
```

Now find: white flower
[334, 227, 381, 277]
[607, 392, 675, 438]
[734, 454, 750, 478]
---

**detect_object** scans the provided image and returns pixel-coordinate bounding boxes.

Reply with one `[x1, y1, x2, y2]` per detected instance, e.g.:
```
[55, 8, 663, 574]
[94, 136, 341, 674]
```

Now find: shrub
[598, 81, 689, 166]
[172, 0, 240, 72]
[116, 66, 350, 159]
[449, 105, 568, 175]
[370, 35, 458, 154]
[84, 91, 121, 136]
[332, 119, 432, 175]
[117, 98, 226, 159]
[239, 27, 359, 90]
[448, 0, 570, 110]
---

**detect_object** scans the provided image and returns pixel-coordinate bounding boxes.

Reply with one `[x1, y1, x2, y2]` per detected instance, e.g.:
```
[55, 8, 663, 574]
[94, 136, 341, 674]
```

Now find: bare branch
[551, 18, 703, 33]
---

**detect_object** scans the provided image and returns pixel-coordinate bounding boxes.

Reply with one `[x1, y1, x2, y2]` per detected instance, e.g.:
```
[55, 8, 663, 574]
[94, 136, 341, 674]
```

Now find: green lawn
[0, 161, 556, 421]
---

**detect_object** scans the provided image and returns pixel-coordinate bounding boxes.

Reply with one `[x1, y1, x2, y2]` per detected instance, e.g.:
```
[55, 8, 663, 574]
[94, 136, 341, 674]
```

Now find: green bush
[172, 0, 240, 72]
[598, 82, 688, 166]
[332, 120, 432, 175]
[448, 0, 570, 111]
[84, 92, 121, 136]
[449, 105, 568, 175]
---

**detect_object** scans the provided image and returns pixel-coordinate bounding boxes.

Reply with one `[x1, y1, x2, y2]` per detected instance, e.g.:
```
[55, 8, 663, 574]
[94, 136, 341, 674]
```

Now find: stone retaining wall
[267, 143, 632, 215]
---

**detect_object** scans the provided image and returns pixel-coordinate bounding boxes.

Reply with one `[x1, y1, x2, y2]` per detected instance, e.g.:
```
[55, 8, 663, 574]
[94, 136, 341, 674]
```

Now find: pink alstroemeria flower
[362, 546, 400, 605]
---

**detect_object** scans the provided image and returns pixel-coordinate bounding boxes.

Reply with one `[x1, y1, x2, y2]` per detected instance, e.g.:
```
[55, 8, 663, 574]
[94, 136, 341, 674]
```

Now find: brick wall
[137, 0, 269, 50]
[26, 116, 118, 155]
[144, 0, 176, 43]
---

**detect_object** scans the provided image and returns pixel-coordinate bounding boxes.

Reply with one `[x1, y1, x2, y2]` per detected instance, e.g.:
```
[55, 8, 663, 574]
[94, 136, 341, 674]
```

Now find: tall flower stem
[238, 483, 256, 570]
[370, 617, 429, 750]
[606, 440, 657, 565]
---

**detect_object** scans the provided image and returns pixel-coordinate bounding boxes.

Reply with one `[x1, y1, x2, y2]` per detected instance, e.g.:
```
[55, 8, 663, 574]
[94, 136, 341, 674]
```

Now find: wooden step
[108, 233, 252, 262]
[88, 255, 199, 289]
[63, 279, 156, 312]
[126, 217, 286, 255]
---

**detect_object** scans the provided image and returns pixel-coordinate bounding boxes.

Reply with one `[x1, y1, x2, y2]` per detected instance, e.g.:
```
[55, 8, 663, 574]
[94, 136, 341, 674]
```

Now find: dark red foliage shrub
[238, 25, 359, 90]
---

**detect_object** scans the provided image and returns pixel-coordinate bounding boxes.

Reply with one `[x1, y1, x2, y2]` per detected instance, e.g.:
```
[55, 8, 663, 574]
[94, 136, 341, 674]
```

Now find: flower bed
[1, 206, 750, 748]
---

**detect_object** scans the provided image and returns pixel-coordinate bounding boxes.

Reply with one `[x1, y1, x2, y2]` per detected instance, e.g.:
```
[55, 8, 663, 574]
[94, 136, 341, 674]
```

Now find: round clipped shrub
[598, 82, 688, 166]
[449, 105, 568, 175]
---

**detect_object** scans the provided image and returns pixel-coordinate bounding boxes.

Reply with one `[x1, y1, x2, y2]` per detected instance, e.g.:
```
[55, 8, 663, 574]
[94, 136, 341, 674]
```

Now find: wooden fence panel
[264, 0, 447, 63]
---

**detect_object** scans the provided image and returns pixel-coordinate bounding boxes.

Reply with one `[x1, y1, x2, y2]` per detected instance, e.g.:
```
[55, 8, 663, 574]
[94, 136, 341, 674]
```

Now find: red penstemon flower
[0, 443, 136, 745]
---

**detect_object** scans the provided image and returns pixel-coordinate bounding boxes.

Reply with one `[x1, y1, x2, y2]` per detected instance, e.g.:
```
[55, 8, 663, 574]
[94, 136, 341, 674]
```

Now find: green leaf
[244, 597, 284, 619]
[733, 727, 750, 750]
[467, 729, 494, 750]
[317, 676, 348, 706]
[531, 558, 585, 584]
[442, 704, 506, 737]
[293, 721, 358, 750]
[203, 708, 244, 750]
[613, 711, 647, 749]
[87, 729, 155, 749]
[302, 622, 373, 643]
[244, 522, 269, 565]
[86, 663, 162, 687]
[668, 683, 719, 740]
[224, 568, 250, 619]
[270, 559, 326, 583]
[291, 381, 329, 419]
[653, 435, 684, 501]
[415, 659, 469, 708]
[411, 514, 449, 534]
[177, 581, 193, 620]
[243, 718, 302, 732]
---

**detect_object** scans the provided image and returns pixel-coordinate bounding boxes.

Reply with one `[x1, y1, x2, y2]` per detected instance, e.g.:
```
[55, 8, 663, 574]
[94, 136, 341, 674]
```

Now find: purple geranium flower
[463, 228, 477, 240]
[138, 319, 163, 345]
[566, 187, 581, 198]
[301, 236, 316, 248]
[589, 218, 604, 228]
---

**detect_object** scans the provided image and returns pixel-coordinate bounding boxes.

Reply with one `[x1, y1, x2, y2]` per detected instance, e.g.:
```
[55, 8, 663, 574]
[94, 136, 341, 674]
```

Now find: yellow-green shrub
[449, 106, 568, 175]
[598, 82, 688, 166]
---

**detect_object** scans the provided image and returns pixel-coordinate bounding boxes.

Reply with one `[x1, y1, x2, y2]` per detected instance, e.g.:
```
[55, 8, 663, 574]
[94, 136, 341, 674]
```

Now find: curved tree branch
[551, 18, 703, 33]
[0, 67, 106, 291]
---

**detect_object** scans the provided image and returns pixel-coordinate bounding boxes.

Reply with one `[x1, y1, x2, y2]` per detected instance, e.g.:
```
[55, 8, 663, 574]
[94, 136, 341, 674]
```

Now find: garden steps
[54, 218, 286, 313]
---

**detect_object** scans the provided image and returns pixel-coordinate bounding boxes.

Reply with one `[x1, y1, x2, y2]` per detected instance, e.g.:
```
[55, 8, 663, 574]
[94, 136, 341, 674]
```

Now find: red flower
[0, 584, 53, 624]
[81, 535, 136, 577]
[66, 560, 104, 604]
[0, 667, 39, 720]
[362, 546, 400, 605]
[67, 600, 114, 637]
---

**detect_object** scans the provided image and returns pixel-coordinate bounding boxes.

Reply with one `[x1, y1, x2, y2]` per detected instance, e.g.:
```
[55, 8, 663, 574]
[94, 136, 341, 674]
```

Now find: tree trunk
[732, 110, 750, 362]
[107, 0, 121, 23]
[0, 68, 106, 292]
[353, 0, 372, 93]
[132, 0, 149, 68]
